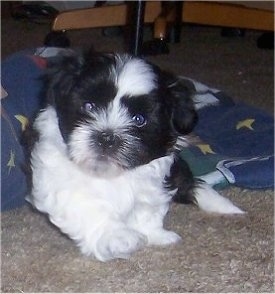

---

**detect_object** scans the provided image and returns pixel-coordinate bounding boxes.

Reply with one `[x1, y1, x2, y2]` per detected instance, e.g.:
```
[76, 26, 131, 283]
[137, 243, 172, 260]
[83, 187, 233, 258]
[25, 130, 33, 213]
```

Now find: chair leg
[128, 0, 145, 56]
[142, 1, 183, 55]
[168, 1, 182, 43]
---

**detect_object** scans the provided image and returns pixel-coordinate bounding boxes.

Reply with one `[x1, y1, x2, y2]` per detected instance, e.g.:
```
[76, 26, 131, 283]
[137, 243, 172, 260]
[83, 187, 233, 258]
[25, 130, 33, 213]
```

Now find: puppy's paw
[97, 228, 147, 261]
[147, 229, 181, 246]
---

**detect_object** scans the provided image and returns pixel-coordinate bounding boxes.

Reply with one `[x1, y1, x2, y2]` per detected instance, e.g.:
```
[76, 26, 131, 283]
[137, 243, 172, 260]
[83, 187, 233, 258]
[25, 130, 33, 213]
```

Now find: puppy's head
[45, 51, 197, 177]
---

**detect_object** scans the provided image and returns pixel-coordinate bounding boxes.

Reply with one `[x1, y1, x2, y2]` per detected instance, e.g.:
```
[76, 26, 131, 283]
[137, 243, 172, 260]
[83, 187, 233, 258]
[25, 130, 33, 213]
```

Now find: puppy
[26, 51, 243, 261]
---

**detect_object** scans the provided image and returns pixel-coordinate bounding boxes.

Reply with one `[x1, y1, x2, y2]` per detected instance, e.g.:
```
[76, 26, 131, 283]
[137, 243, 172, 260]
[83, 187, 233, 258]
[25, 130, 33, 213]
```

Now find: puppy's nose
[98, 131, 121, 149]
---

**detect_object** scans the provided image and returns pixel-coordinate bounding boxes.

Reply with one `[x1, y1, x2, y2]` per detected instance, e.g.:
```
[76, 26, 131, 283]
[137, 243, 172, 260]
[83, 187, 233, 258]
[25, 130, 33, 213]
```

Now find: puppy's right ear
[45, 51, 84, 105]
[162, 72, 198, 135]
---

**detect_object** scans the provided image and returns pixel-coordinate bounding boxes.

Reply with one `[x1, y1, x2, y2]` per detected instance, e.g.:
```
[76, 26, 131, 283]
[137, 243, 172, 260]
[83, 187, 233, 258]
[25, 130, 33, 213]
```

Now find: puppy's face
[45, 52, 197, 177]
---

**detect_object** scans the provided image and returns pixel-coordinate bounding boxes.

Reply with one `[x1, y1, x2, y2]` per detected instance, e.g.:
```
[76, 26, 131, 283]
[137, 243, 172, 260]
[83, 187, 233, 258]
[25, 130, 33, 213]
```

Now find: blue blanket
[1, 51, 46, 210]
[179, 79, 274, 189]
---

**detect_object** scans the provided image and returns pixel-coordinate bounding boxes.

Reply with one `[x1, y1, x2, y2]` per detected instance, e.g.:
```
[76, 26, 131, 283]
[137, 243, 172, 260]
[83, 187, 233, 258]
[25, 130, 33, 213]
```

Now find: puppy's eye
[82, 102, 96, 113]
[132, 114, 147, 127]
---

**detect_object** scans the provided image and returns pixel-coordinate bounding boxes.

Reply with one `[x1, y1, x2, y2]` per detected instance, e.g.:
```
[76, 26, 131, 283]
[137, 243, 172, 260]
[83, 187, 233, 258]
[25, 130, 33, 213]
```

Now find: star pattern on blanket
[196, 144, 216, 155]
[15, 114, 29, 131]
[236, 118, 255, 130]
[7, 149, 16, 174]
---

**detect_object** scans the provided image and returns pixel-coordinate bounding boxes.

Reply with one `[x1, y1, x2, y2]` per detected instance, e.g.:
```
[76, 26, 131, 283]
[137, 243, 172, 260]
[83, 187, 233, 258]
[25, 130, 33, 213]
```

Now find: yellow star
[7, 150, 16, 174]
[236, 118, 255, 130]
[196, 144, 215, 155]
[15, 114, 29, 131]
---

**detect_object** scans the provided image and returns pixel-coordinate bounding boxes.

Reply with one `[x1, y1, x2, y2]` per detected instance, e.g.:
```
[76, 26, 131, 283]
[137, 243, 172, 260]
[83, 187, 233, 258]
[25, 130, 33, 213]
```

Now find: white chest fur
[28, 106, 180, 261]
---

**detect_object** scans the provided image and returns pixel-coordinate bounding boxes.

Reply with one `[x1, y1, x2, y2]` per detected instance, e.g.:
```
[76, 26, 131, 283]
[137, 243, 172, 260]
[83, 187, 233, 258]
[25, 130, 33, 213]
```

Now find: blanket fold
[179, 79, 274, 189]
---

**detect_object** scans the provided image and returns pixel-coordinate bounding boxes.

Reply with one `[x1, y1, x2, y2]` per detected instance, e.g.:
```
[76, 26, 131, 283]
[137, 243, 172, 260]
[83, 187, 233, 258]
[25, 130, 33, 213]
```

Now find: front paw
[96, 228, 147, 261]
[147, 230, 181, 246]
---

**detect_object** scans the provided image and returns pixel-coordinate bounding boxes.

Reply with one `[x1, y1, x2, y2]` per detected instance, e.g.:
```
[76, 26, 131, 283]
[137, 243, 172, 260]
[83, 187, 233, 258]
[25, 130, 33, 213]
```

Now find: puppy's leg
[127, 203, 181, 246]
[167, 154, 244, 214]
[192, 182, 244, 214]
[31, 145, 147, 261]
[93, 225, 147, 261]
[165, 153, 196, 204]
[125, 155, 181, 246]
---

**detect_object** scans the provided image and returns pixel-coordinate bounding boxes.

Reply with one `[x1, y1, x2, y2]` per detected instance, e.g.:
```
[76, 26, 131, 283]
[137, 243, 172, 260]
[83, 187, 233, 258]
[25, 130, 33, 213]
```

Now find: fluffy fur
[26, 51, 243, 261]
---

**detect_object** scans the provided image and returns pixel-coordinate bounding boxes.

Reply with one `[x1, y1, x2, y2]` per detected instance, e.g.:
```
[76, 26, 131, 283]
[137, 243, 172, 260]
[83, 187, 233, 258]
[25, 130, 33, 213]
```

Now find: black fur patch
[165, 153, 196, 204]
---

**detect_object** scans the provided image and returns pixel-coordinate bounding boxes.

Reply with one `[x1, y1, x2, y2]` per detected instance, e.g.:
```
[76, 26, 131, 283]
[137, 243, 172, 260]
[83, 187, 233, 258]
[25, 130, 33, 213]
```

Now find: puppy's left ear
[164, 73, 198, 135]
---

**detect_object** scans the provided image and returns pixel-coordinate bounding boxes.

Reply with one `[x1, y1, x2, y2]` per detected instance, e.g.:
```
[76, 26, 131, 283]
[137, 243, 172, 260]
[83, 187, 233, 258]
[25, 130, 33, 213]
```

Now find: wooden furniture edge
[182, 1, 274, 31]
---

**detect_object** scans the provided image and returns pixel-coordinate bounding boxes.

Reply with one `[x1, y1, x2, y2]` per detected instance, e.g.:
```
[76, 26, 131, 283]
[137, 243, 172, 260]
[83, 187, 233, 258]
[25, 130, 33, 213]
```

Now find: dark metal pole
[129, 0, 145, 56]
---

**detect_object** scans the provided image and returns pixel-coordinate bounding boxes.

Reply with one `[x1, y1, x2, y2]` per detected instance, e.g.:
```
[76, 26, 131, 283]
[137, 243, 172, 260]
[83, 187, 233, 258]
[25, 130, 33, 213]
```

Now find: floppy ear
[164, 73, 198, 135]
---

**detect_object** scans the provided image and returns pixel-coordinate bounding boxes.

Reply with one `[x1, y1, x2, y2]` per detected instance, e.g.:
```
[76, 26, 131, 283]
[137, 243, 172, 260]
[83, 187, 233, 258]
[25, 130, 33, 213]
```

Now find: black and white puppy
[26, 51, 243, 261]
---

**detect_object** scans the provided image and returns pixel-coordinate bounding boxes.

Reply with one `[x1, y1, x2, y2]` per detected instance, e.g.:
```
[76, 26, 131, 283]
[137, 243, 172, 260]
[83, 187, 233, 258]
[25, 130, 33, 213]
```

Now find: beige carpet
[1, 14, 274, 293]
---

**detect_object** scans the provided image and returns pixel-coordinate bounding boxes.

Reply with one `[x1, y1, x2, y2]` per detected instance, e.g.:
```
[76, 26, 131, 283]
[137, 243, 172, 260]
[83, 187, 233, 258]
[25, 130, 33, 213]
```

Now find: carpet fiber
[1, 13, 274, 293]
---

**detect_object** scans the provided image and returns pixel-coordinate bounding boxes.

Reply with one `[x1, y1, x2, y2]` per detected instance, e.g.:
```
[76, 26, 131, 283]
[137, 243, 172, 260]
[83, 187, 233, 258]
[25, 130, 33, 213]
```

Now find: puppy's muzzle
[97, 131, 122, 152]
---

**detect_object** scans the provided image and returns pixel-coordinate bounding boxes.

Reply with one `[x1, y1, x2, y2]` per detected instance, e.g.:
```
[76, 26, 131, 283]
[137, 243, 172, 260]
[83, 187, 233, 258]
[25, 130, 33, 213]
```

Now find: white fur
[194, 183, 244, 214]
[115, 54, 157, 97]
[28, 106, 180, 261]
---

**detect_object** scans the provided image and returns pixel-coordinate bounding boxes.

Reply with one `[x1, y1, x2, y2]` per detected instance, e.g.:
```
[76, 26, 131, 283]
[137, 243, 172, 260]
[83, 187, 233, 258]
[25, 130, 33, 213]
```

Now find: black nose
[97, 131, 121, 150]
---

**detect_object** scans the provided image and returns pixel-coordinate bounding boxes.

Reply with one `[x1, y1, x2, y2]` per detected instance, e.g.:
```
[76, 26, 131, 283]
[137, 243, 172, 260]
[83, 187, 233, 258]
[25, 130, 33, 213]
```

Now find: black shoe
[11, 1, 58, 24]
